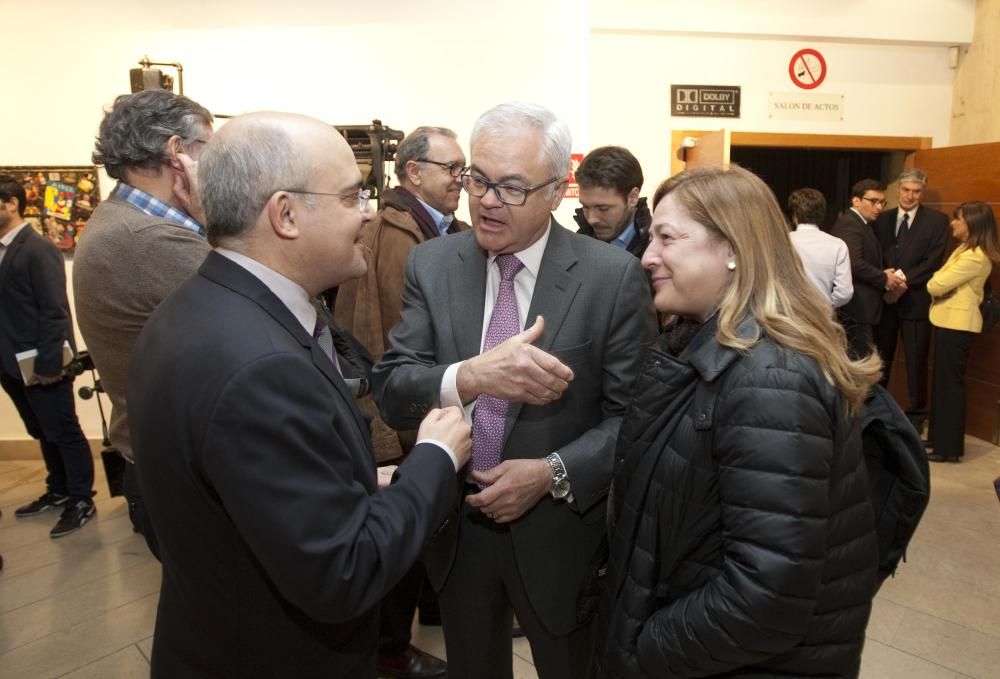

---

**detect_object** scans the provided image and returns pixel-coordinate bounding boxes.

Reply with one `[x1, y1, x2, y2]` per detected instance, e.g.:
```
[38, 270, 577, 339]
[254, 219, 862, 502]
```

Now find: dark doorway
[730, 146, 900, 230]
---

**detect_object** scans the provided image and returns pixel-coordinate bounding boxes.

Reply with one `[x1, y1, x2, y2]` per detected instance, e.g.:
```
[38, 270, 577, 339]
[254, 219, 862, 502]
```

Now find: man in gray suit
[373, 102, 656, 679]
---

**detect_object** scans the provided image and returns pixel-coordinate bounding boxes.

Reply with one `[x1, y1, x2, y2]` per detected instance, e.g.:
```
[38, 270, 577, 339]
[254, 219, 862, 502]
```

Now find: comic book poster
[0, 167, 100, 252]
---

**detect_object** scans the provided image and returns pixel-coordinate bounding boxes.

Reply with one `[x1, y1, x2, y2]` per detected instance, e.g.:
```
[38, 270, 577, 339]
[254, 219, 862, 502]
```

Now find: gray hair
[394, 126, 458, 181]
[199, 120, 311, 245]
[92, 90, 213, 179]
[898, 168, 928, 186]
[471, 102, 572, 184]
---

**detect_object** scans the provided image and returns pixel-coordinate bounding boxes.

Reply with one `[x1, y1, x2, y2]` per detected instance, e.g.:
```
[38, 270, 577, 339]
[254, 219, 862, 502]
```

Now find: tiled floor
[1, 437, 998, 679]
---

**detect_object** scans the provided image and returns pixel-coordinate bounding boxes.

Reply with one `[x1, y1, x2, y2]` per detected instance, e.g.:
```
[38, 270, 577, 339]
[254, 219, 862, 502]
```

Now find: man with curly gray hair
[73, 90, 214, 557]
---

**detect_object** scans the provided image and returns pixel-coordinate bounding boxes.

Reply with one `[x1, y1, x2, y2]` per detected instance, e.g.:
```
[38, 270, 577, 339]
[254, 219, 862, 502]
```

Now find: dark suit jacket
[0, 225, 74, 379]
[876, 205, 949, 320]
[372, 221, 657, 636]
[830, 209, 885, 326]
[128, 252, 459, 679]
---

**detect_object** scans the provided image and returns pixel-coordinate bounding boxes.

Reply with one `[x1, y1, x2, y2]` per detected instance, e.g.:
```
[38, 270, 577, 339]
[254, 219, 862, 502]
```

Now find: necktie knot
[496, 254, 524, 283]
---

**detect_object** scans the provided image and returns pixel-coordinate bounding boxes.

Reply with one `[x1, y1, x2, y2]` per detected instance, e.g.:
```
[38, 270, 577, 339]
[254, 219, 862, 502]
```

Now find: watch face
[551, 479, 571, 499]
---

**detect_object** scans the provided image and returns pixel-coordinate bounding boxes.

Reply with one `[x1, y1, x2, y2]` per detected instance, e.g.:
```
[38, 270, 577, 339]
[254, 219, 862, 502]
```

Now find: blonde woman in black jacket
[595, 166, 882, 678]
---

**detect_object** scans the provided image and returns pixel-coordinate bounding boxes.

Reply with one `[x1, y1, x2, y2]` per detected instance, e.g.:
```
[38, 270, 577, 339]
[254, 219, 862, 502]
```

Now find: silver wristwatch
[546, 453, 571, 500]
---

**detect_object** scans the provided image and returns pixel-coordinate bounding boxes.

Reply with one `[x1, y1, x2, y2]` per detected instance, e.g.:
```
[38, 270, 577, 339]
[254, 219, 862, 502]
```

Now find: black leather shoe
[927, 453, 960, 463]
[377, 644, 447, 678]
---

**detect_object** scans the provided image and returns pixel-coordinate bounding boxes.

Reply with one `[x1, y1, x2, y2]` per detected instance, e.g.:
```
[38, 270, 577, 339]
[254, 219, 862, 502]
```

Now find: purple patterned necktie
[471, 254, 525, 474]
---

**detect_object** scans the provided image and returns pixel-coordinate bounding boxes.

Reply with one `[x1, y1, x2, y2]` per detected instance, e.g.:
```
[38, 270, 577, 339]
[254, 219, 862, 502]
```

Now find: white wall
[0, 0, 972, 441]
[592, 0, 976, 44]
[589, 31, 959, 188]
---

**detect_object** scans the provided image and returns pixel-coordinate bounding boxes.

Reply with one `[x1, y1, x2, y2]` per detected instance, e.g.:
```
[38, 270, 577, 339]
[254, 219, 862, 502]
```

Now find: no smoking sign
[789, 48, 827, 90]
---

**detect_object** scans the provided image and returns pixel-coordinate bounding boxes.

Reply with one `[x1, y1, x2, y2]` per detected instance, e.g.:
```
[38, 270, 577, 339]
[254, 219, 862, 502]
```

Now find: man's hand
[173, 152, 206, 226]
[32, 373, 62, 386]
[417, 406, 472, 469]
[466, 459, 551, 524]
[883, 268, 908, 300]
[376, 465, 398, 489]
[456, 317, 574, 406]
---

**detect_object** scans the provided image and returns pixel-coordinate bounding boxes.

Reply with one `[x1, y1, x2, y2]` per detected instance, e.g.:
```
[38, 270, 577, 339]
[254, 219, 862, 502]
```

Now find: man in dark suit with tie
[127, 112, 472, 679]
[373, 102, 657, 679]
[874, 168, 949, 428]
[0, 175, 95, 538]
[831, 179, 895, 358]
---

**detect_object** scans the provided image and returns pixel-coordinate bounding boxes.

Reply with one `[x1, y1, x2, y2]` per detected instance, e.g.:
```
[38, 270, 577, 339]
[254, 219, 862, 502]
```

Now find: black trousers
[124, 461, 161, 560]
[0, 372, 93, 502]
[875, 306, 933, 425]
[928, 326, 975, 458]
[438, 501, 595, 679]
[378, 560, 438, 655]
[839, 314, 875, 360]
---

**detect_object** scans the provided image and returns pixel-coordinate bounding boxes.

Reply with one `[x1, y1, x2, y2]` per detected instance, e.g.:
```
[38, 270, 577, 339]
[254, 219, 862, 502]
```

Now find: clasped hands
[883, 268, 908, 304]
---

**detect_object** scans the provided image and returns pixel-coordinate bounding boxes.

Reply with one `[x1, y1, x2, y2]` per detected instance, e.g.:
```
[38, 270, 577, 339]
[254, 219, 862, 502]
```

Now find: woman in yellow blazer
[926, 202, 1000, 462]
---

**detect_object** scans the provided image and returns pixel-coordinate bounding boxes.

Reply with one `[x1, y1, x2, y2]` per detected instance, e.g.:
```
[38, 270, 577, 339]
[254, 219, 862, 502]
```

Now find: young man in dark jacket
[573, 146, 651, 258]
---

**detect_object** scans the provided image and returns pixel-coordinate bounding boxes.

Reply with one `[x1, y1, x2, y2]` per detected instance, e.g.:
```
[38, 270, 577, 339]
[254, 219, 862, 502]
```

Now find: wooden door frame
[669, 130, 933, 176]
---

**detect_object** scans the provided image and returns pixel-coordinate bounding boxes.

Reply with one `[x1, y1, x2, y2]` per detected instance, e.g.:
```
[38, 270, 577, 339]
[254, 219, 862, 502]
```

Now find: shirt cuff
[416, 438, 460, 472]
[441, 361, 476, 425]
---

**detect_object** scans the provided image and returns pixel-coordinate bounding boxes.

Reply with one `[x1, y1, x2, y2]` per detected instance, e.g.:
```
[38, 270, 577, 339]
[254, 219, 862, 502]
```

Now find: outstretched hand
[456, 317, 574, 406]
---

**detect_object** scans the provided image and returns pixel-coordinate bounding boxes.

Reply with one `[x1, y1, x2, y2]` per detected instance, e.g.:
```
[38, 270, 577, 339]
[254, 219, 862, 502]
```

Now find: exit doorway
[670, 130, 932, 227]
[730, 146, 905, 229]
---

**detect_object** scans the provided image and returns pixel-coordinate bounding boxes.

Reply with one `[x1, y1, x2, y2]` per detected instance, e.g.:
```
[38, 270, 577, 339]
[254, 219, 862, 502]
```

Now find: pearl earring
[727, 261, 736, 271]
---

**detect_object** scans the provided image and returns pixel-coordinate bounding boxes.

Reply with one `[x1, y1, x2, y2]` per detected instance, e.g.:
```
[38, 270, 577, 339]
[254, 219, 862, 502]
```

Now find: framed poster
[0, 166, 101, 252]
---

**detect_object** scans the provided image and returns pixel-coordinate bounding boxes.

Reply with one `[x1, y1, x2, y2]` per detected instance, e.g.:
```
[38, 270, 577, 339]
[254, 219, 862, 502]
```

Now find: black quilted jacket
[594, 317, 879, 678]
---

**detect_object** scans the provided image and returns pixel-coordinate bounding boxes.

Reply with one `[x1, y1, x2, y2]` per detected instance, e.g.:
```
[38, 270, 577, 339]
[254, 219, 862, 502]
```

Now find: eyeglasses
[416, 159, 466, 177]
[460, 172, 560, 207]
[282, 187, 372, 212]
[862, 196, 887, 208]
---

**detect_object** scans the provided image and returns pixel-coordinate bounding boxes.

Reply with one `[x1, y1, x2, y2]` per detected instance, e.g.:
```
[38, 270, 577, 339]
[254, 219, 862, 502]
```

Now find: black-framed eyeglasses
[862, 196, 887, 208]
[416, 159, 465, 177]
[281, 187, 372, 212]
[460, 172, 561, 207]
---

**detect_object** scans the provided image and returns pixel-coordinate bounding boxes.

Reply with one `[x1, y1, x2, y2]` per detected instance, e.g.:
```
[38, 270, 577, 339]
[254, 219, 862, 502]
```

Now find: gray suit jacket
[372, 220, 656, 635]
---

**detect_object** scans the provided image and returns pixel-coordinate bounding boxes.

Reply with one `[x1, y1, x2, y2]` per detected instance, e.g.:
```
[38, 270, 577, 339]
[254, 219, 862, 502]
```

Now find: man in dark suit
[127, 112, 471, 679]
[831, 179, 895, 358]
[0, 176, 95, 538]
[373, 102, 657, 679]
[875, 168, 949, 428]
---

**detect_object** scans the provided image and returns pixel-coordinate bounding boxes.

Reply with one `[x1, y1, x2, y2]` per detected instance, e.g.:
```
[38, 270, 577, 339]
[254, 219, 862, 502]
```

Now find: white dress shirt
[789, 224, 854, 307]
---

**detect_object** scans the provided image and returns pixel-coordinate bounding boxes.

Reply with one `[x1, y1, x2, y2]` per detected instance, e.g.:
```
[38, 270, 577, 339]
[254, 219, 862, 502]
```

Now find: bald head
[199, 112, 354, 246]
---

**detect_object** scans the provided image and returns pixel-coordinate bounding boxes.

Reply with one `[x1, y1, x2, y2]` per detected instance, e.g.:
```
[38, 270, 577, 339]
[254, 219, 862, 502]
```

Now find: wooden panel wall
[899, 142, 1000, 443]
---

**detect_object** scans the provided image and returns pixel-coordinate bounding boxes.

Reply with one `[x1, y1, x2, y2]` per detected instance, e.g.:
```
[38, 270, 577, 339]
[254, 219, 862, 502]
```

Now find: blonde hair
[653, 166, 881, 413]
